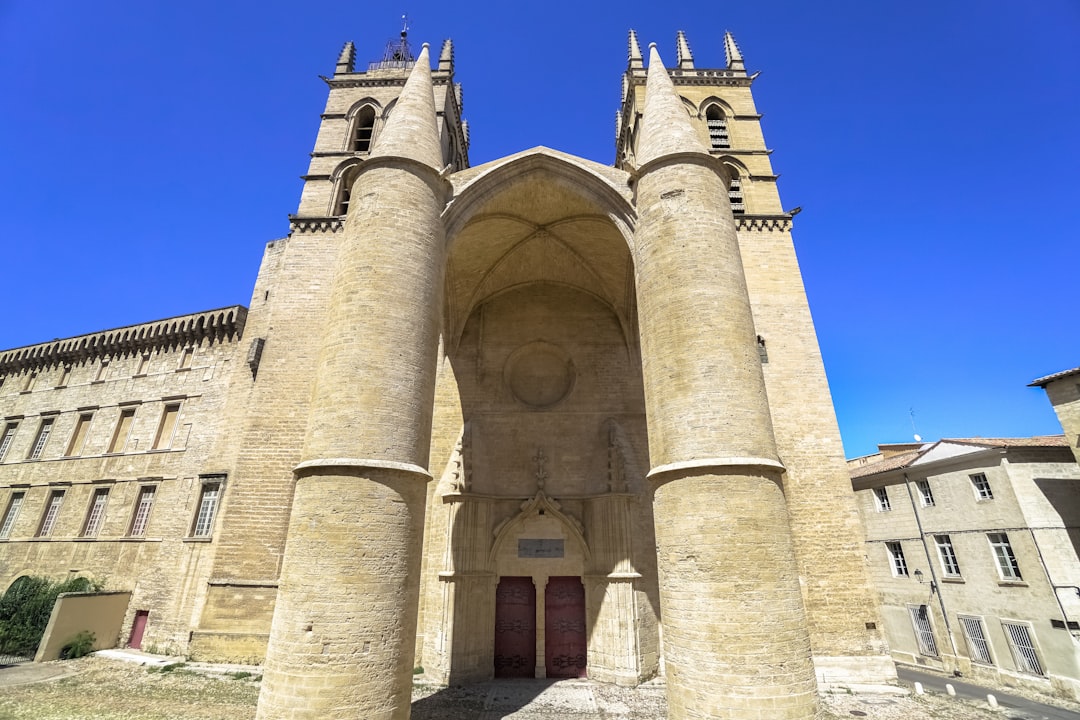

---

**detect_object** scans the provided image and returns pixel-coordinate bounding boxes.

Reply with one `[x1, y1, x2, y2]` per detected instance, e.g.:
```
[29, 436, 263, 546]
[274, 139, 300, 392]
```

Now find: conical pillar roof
[370, 44, 443, 170]
[637, 44, 706, 165]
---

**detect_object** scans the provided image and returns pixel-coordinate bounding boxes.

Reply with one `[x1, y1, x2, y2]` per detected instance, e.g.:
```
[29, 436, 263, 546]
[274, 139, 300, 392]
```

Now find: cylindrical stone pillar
[256, 150, 448, 719]
[634, 152, 818, 719]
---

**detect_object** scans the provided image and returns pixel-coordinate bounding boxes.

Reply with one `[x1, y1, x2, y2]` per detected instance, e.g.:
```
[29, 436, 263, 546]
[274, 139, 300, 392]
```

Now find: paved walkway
[411, 678, 669, 719]
[897, 666, 1080, 720]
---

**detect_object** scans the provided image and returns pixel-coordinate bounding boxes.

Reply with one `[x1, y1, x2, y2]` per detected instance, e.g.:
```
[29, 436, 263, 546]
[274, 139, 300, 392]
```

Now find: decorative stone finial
[628, 29, 643, 68]
[439, 38, 454, 72]
[724, 31, 745, 72]
[676, 31, 694, 69]
[335, 41, 355, 75]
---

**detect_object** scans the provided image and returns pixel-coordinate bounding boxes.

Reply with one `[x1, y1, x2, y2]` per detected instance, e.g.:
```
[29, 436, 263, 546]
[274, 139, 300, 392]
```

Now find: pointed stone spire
[439, 38, 454, 73]
[454, 82, 463, 113]
[676, 31, 694, 69]
[637, 43, 707, 165]
[370, 43, 443, 170]
[628, 29, 643, 69]
[335, 41, 355, 75]
[724, 31, 745, 72]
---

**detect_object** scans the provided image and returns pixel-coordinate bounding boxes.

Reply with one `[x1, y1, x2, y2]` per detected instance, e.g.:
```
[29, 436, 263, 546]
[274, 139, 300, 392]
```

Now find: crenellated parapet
[0, 306, 246, 374]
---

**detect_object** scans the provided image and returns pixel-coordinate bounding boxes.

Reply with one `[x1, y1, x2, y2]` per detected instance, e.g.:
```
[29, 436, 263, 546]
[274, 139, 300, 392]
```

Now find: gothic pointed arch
[489, 491, 590, 568]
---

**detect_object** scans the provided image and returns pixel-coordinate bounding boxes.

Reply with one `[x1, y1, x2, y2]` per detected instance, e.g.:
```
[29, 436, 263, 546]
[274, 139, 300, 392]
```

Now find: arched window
[726, 166, 745, 214]
[332, 164, 360, 216]
[706, 105, 730, 150]
[351, 106, 376, 153]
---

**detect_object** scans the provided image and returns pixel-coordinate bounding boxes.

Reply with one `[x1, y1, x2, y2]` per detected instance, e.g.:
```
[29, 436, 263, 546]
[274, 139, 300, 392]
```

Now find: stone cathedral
[0, 29, 895, 719]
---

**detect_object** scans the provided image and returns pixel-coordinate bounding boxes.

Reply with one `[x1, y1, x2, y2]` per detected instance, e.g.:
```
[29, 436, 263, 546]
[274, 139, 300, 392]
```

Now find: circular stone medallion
[505, 342, 575, 409]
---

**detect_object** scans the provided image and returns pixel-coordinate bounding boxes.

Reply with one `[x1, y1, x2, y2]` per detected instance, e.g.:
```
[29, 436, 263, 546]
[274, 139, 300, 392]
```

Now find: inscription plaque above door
[518, 538, 565, 558]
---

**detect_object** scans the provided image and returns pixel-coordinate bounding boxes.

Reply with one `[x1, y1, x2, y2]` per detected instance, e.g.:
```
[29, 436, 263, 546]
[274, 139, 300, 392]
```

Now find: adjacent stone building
[1031, 368, 1080, 466]
[850, 436, 1080, 700]
[0, 30, 895, 719]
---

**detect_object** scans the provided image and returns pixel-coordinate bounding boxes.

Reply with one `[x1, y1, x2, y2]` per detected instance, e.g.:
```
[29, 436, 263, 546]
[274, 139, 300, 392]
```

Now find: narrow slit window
[57, 365, 72, 387]
[179, 347, 193, 370]
[135, 354, 150, 376]
[727, 173, 745, 215]
[81, 488, 109, 537]
[94, 360, 110, 382]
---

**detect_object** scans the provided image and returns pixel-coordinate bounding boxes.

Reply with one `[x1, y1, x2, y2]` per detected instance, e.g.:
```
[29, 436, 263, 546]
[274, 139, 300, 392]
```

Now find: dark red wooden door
[128, 610, 149, 649]
[494, 576, 535, 678]
[545, 576, 587, 678]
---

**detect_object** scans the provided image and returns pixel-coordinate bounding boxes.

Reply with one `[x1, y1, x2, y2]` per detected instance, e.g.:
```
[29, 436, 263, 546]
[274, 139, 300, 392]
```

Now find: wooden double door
[493, 576, 587, 678]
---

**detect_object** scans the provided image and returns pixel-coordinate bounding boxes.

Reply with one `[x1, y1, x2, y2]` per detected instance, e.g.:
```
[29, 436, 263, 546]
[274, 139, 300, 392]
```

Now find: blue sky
[1, 1, 1077, 458]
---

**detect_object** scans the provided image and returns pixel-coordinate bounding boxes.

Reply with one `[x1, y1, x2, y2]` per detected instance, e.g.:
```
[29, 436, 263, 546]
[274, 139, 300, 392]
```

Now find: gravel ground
[0, 657, 1057, 719]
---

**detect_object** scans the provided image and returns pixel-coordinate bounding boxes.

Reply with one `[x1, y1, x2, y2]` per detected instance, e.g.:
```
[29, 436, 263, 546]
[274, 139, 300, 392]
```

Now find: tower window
[727, 173, 745, 215]
[705, 105, 730, 150]
[351, 106, 376, 153]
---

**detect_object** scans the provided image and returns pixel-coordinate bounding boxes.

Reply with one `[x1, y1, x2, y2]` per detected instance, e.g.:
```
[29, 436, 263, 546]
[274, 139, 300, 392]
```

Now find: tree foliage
[0, 576, 95, 656]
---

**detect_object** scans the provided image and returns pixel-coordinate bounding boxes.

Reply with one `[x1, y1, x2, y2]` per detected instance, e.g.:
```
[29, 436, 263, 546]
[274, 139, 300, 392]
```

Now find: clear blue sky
[1, 1, 1077, 458]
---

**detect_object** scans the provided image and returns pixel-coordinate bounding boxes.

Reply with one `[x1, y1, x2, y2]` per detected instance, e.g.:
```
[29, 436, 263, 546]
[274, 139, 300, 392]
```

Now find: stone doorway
[545, 576, 587, 678]
[494, 576, 536, 678]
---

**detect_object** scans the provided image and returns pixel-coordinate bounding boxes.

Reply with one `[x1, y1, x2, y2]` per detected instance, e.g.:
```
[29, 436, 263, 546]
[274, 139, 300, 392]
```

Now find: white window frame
[28, 418, 54, 460]
[935, 534, 961, 577]
[37, 490, 65, 537]
[81, 488, 109, 537]
[1002, 621, 1044, 675]
[886, 541, 909, 577]
[0, 491, 25, 539]
[916, 479, 935, 507]
[191, 478, 223, 538]
[971, 472, 994, 500]
[908, 604, 939, 657]
[0, 422, 18, 462]
[988, 532, 1022, 580]
[958, 615, 994, 665]
[873, 486, 892, 512]
[129, 486, 156, 537]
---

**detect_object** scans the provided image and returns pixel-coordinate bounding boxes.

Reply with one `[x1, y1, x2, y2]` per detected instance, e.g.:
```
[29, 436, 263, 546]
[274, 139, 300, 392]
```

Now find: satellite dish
[914, 434, 922, 442]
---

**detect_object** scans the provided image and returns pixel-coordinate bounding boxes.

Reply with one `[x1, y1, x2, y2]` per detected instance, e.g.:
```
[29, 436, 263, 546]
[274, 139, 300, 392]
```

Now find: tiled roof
[849, 435, 1068, 480]
[1029, 366, 1080, 387]
[850, 449, 923, 479]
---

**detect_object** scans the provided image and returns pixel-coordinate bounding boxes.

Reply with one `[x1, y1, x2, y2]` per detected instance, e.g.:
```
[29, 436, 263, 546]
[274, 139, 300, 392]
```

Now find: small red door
[545, 576, 587, 678]
[128, 610, 149, 649]
[494, 577, 536, 678]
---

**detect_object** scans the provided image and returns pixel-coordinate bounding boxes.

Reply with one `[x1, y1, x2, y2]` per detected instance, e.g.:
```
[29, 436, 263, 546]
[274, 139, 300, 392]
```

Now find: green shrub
[59, 630, 95, 659]
[0, 576, 97, 657]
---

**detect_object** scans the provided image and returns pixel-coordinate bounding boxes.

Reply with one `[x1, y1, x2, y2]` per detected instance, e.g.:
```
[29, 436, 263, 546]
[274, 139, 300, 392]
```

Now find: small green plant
[229, 671, 253, 680]
[59, 630, 95, 659]
[149, 661, 187, 673]
[413, 665, 424, 675]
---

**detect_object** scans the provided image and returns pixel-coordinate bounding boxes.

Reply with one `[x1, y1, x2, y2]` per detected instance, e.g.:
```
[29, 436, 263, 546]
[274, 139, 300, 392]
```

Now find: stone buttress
[255, 45, 448, 720]
[631, 44, 819, 720]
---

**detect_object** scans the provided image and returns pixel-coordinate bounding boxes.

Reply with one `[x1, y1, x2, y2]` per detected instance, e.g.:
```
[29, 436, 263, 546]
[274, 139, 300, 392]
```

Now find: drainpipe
[904, 472, 961, 671]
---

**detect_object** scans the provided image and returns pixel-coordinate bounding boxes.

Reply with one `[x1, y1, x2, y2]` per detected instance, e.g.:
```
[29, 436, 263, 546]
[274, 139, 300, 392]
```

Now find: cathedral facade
[0, 31, 894, 719]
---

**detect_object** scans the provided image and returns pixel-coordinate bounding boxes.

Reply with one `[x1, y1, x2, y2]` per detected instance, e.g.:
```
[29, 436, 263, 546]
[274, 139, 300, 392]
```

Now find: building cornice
[288, 216, 344, 234]
[0, 306, 247, 374]
[736, 215, 792, 232]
